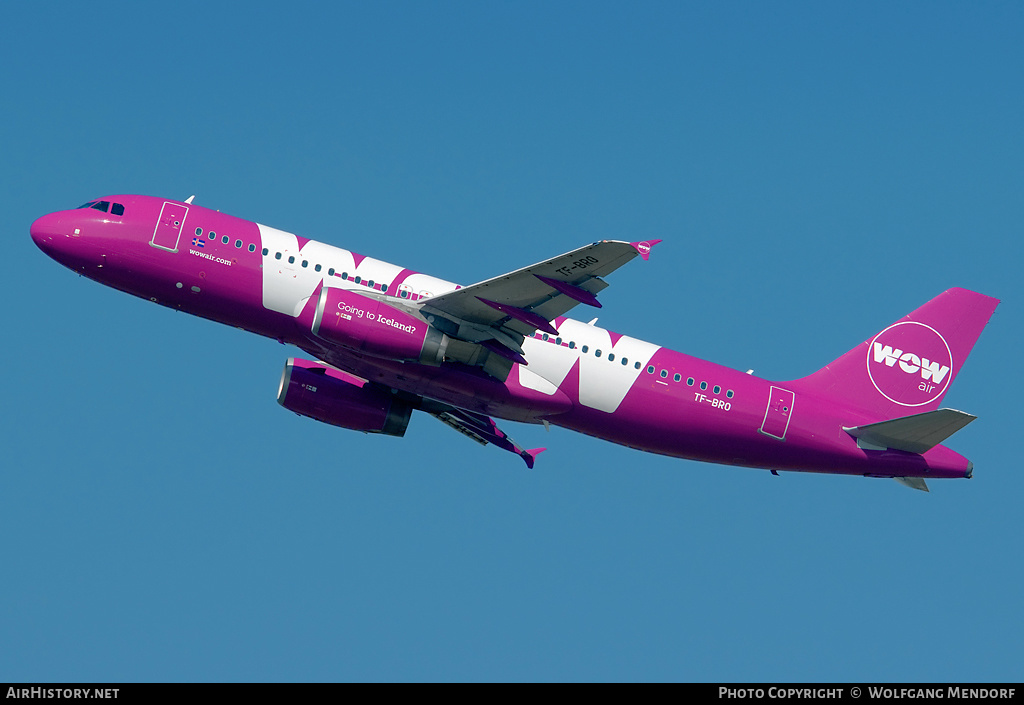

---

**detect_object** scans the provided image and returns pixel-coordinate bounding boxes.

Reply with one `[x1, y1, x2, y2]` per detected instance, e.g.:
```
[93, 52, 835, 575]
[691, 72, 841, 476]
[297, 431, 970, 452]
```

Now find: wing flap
[844, 408, 976, 454]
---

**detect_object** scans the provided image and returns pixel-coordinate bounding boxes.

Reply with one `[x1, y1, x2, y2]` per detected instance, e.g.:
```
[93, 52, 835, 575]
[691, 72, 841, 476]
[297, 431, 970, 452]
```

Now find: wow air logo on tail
[866, 322, 953, 407]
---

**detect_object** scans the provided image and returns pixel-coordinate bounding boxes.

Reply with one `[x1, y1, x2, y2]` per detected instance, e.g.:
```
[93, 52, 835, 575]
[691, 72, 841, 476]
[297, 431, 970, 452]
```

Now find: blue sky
[3, 2, 1022, 681]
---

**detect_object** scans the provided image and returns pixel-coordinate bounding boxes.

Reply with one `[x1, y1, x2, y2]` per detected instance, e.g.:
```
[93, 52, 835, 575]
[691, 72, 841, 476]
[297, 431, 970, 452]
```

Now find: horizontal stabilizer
[894, 477, 930, 492]
[844, 408, 976, 454]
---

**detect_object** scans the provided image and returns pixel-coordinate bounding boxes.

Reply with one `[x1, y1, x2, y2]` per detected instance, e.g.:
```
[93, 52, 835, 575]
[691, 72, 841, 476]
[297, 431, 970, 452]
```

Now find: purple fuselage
[31, 194, 987, 481]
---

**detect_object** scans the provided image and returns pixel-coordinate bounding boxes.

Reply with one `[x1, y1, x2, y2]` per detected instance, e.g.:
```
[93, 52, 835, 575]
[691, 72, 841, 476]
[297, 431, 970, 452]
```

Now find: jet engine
[310, 287, 448, 365]
[277, 357, 412, 436]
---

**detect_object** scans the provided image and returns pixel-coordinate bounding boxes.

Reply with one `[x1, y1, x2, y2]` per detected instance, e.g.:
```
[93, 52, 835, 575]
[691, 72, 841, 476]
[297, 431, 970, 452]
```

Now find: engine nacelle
[277, 357, 412, 436]
[311, 287, 448, 365]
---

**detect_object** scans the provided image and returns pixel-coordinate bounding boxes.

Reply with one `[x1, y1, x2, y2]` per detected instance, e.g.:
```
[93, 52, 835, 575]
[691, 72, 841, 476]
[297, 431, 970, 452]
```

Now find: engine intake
[311, 287, 448, 365]
[277, 357, 412, 436]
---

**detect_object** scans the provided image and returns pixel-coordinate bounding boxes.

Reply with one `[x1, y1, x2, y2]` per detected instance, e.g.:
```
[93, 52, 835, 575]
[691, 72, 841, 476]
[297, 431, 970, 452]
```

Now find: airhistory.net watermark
[6, 689, 118, 699]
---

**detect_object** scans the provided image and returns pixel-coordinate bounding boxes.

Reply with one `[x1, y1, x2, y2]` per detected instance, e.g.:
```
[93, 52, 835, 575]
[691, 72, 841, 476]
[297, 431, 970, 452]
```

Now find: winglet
[521, 447, 546, 469]
[630, 239, 662, 261]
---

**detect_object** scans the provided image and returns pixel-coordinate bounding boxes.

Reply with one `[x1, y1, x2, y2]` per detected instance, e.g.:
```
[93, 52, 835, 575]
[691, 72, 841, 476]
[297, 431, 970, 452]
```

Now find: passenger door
[151, 202, 189, 252]
[760, 386, 795, 440]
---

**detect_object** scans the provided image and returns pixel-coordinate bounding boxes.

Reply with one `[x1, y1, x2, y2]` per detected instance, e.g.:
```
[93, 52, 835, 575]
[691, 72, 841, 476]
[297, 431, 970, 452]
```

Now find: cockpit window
[75, 200, 124, 215]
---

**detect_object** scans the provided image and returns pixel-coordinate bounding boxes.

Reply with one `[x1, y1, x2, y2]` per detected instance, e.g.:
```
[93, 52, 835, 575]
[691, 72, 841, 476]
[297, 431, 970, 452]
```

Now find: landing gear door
[151, 202, 189, 252]
[760, 386, 795, 440]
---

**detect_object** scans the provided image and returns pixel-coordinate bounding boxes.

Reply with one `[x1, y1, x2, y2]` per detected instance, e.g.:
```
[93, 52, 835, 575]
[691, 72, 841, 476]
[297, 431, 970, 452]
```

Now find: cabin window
[687, 377, 694, 386]
[314, 264, 322, 272]
[595, 350, 602, 358]
[341, 272, 348, 280]
[195, 227, 203, 236]
[647, 365, 655, 374]
[700, 381, 708, 390]
[248, 244, 256, 252]
[328, 268, 335, 276]
[381, 284, 388, 293]
[354, 276, 361, 284]
[607, 353, 615, 362]
[275, 252, 282, 260]
[634, 362, 641, 370]
[262, 248, 269, 256]
[288, 255, 295, 264]
[301, 260, 308, 268]
[222, 235, 230, 244]
[400, 290, 408, 298]
[726, 390, 734, 398]
[713, 385, 721, 395]
[235, 239, 242, 248]
[209, 231, 216, 240]
[673, 373, 681, 382]
[568, 341, 575, 349]
[581, 345, 589, 354]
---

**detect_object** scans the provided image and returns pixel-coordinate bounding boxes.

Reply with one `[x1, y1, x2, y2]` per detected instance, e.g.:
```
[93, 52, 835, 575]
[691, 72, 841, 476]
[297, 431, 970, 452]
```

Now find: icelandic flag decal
[192, 237, 205, 248]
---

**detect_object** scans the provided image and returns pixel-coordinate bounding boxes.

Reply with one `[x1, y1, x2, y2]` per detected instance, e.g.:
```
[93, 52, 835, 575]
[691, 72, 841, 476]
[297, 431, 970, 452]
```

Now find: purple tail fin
[794, 288, 999, 419]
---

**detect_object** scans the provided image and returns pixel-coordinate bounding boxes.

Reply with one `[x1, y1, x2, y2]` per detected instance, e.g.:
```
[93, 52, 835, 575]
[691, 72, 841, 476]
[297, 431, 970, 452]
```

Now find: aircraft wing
[428, 407, 545, 468]
[419, 240, 661, 363]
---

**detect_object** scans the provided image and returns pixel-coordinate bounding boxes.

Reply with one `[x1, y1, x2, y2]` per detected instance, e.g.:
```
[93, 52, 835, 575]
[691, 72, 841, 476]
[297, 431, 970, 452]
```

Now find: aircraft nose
[30, 212, 65, 253]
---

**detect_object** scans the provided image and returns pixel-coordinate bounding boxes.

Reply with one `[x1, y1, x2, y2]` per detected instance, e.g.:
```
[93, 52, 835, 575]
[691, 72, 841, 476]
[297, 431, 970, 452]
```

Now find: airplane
[31, 194, 999, 491]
